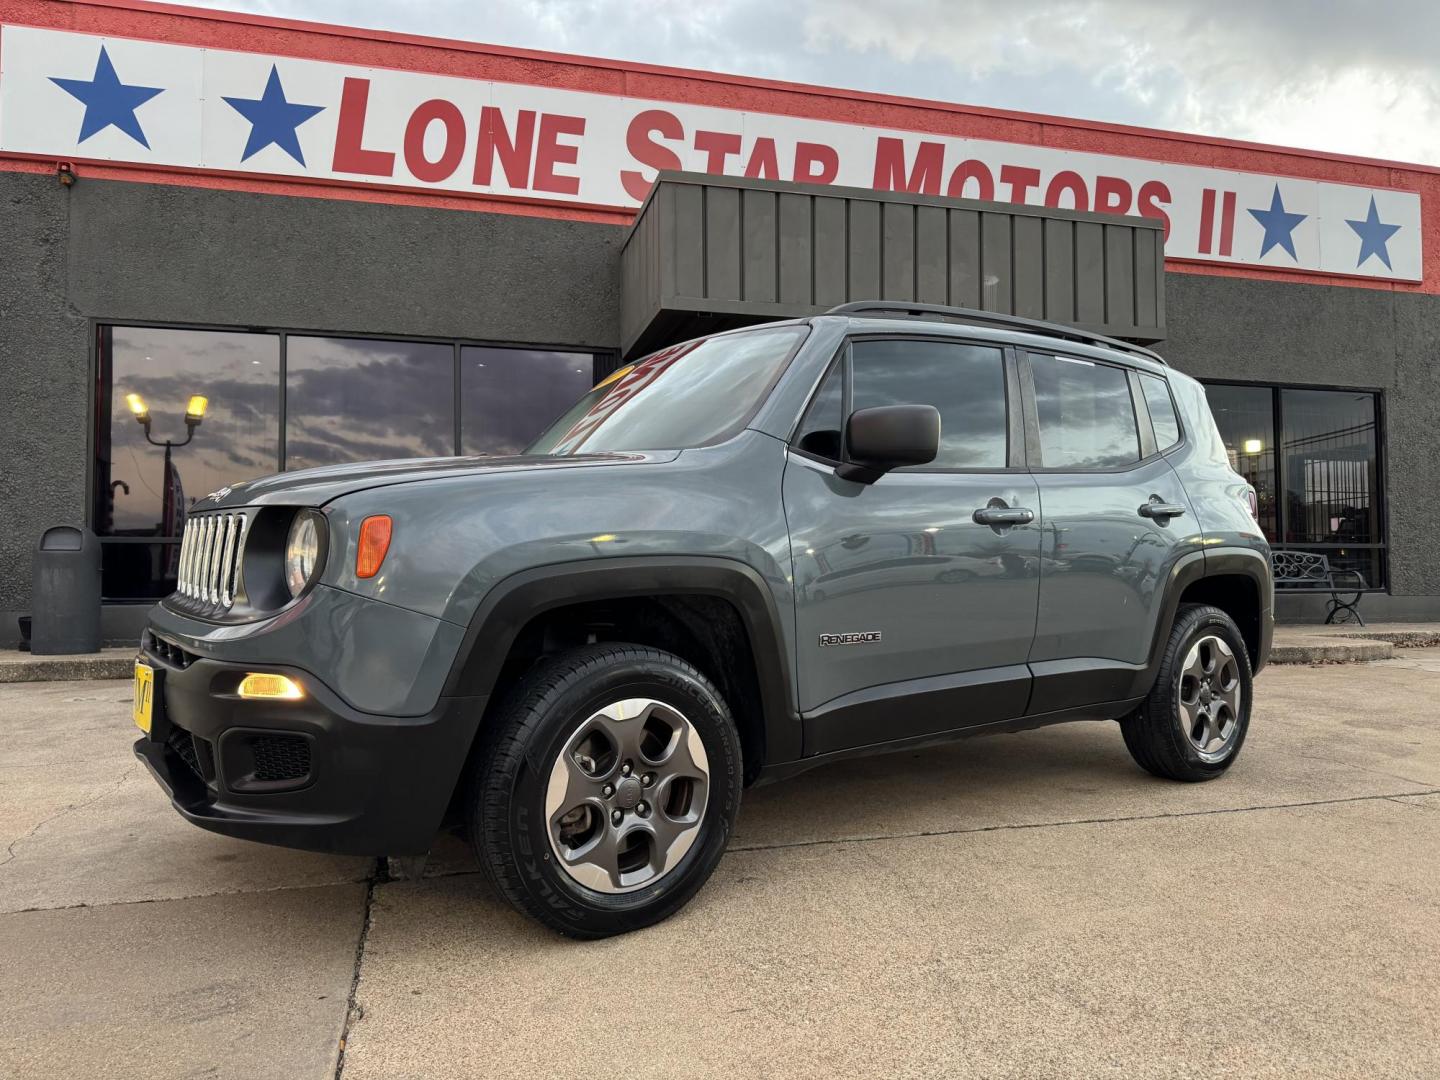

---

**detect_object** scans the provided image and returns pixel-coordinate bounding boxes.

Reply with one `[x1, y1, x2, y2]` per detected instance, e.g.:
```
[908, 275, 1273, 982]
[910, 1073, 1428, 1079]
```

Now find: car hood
[195, 451, 681, 509]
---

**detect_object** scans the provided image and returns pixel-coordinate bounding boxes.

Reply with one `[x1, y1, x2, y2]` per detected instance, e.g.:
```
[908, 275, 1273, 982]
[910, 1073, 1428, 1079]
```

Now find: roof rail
[825, 302, 1166, 365]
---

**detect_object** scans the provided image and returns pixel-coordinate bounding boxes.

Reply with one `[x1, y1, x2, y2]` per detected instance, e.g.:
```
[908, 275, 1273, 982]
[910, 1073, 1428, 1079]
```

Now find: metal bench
[1270, 550, 1368, 626]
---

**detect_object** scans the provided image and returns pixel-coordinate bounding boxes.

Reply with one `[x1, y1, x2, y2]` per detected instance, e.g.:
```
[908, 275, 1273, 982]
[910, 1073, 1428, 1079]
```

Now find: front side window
[850, 340, 1008, 469]
[792, 361, 845, 461]
[1030, 353, 1140, 469]
[528, 326, 808, 456]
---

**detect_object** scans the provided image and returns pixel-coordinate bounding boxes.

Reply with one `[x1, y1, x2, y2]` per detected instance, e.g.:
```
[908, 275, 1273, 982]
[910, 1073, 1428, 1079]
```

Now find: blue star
[1346, 196, 1401, 271]
[222, 65, 324, 166]
[50, 45, 164, 149]
[1247, 184, 1307, 261]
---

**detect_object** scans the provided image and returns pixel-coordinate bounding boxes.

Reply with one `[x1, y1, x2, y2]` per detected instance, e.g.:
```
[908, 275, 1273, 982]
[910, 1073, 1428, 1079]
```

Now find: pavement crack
[5, 875, 375, 915]
[726, 789, 1440, 855]
[0, 771, 132, 869]
[1386, 795, 1440, 814]
[334, 860, 383, 1080]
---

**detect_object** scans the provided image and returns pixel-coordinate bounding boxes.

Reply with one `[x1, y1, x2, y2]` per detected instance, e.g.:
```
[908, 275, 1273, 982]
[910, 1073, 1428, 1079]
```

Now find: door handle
[973, 505, 1035, 526]
[1138, 498, 1187, 520]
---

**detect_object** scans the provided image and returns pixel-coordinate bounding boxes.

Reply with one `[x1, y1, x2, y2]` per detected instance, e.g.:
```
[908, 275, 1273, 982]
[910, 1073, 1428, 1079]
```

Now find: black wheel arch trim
[442, 556, 801, 770]
[1132, 546, 1273, 698]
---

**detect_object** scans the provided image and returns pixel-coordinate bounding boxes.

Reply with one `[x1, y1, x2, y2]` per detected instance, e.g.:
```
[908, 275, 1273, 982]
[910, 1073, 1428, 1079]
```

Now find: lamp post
[126, 392, 208, 498]
[126, 393, 208, 577]
[127, 392, 207, 450]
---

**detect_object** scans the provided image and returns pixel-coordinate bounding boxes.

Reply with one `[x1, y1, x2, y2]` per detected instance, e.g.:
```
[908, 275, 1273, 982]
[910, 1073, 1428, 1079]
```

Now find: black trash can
[31, 526, 102, 655]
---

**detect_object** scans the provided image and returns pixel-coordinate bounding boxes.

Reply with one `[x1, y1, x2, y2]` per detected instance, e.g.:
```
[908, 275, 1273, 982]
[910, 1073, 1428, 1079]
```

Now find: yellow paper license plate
[132, 662, 155, 734]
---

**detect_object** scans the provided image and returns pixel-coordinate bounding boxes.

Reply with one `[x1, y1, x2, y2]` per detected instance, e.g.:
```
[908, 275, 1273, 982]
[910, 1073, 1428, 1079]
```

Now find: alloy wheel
[543, 698, 711, 893]
[1176, 634, 1243, 763]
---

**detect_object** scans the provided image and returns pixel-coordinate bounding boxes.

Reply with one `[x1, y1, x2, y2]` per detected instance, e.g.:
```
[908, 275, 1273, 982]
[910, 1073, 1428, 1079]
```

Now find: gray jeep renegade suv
[133, 302, 1272, 938]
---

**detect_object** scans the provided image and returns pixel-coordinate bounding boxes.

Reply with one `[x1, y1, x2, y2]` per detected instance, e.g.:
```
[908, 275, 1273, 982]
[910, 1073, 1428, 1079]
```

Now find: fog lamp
[238, 673, 305, 700]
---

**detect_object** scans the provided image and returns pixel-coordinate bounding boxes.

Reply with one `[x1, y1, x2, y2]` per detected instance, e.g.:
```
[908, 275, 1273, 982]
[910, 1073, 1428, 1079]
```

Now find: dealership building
[2, 0, 1438, 647]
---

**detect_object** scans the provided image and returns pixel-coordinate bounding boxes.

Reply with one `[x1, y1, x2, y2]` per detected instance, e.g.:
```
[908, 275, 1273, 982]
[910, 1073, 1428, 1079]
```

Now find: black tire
[1121, 604, 1254, 782]
[468, 644, 742, 938]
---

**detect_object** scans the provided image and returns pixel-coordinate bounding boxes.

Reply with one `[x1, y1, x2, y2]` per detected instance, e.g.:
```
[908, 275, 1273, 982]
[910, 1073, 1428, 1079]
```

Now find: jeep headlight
[284, 511, 325, 598]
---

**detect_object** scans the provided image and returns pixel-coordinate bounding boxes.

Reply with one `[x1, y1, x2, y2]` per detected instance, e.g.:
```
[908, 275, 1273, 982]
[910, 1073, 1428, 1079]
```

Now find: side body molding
[761, 545, 1272, 783]
[443, 556, 801, 768]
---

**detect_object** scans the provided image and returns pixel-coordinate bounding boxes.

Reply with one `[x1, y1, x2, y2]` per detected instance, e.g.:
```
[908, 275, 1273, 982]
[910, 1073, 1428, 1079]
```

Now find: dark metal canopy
[620, 171, 1167, 359]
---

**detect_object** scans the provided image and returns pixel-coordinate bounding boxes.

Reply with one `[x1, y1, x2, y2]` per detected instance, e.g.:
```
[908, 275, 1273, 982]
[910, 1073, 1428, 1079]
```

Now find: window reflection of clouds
[1031, 355, 1139, 469]
[103, 328, 279, 535]
[544, 328, 806, 454]
[462, 348, 595, 456]
[285, 337, 455, 471]
[852, 341, 1007, 469]
[1140, 373, 1181, 449]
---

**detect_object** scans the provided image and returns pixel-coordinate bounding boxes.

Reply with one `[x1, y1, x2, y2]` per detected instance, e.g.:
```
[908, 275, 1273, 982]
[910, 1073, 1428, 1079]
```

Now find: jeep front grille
[176, 511, 248, 610]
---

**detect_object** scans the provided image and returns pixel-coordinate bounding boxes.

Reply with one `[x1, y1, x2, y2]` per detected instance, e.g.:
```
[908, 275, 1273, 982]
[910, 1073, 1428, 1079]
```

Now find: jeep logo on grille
[819, 631, 882, 647]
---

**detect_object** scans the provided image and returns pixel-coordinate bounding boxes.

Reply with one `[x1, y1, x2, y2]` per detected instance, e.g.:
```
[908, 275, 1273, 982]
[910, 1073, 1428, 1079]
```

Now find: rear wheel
[1121, 604, 1253, 781]
[468, 644, 742, 938]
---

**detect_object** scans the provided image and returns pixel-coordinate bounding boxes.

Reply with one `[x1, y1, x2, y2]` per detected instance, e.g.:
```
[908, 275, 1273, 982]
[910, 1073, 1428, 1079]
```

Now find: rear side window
[850, 340, 1007, 469]
[1030, 353, 1140, 469]
[1139, 373, 1182, 450]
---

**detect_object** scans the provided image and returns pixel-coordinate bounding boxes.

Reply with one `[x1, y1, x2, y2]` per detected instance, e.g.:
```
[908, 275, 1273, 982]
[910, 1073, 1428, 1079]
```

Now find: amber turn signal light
[356, 515, 393, 579]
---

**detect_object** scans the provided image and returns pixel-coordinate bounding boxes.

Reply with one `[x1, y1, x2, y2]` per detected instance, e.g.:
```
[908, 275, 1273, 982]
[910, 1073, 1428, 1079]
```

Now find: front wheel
[468, 644, 742, 938]
[1121, 604, 1253, 782]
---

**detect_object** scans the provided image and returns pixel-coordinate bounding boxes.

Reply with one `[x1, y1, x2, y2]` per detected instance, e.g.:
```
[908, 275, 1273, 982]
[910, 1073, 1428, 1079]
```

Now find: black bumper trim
[135, 646, 486, 856]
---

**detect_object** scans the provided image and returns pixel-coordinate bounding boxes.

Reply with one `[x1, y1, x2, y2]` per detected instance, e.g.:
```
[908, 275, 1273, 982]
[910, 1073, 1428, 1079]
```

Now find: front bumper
[134, 635, 486, 856]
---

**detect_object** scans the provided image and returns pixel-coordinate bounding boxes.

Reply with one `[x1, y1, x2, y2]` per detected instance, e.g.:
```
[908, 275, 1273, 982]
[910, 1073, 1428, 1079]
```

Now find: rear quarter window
[1139, 373, 1182, 450]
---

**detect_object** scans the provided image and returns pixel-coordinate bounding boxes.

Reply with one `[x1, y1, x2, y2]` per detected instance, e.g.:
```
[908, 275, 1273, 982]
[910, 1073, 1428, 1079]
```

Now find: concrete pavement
[2, 653, 1439, 1079]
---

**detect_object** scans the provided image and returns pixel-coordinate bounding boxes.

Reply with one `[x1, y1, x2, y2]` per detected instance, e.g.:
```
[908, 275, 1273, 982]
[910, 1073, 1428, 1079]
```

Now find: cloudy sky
[189, 0, 1440, 165]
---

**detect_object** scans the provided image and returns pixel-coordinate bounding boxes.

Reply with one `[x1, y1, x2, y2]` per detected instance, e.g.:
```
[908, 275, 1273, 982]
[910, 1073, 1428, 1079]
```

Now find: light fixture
[1243, 438, 1263, 454]
[237, 672, 305, 700]
[125, 392, 150, 423]
[185, 395, 209, 424]
[356, 515, 393, 579]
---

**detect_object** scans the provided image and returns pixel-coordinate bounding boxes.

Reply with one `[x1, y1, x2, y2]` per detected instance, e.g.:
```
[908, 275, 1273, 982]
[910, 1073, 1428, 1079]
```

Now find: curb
[1269, 638, 1395, 665]
[0, 651, 135, 683]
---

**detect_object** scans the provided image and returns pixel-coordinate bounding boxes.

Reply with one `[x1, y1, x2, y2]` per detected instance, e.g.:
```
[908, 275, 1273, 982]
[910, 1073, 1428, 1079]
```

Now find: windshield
[526, 325, 809, 456]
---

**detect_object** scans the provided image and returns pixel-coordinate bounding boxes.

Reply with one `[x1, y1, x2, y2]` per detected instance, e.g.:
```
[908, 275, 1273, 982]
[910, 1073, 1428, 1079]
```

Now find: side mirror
[836, 404, 940, 483]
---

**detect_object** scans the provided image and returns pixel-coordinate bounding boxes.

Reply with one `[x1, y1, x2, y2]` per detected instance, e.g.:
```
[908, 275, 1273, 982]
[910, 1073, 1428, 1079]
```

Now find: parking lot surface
[3, 653, 1438, 1079]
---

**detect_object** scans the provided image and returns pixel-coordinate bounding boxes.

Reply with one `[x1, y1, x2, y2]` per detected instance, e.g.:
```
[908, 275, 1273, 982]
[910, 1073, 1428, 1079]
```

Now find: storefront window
[1204, 384, 1279, 540]
[95, 327, 280, 599]
[285, 337, 455, 471]
[1204, 382, 1384, 588]
[461, 348, 596, 456]
[96, 325, 610, 600]
[1280, 388, 1382, 585]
